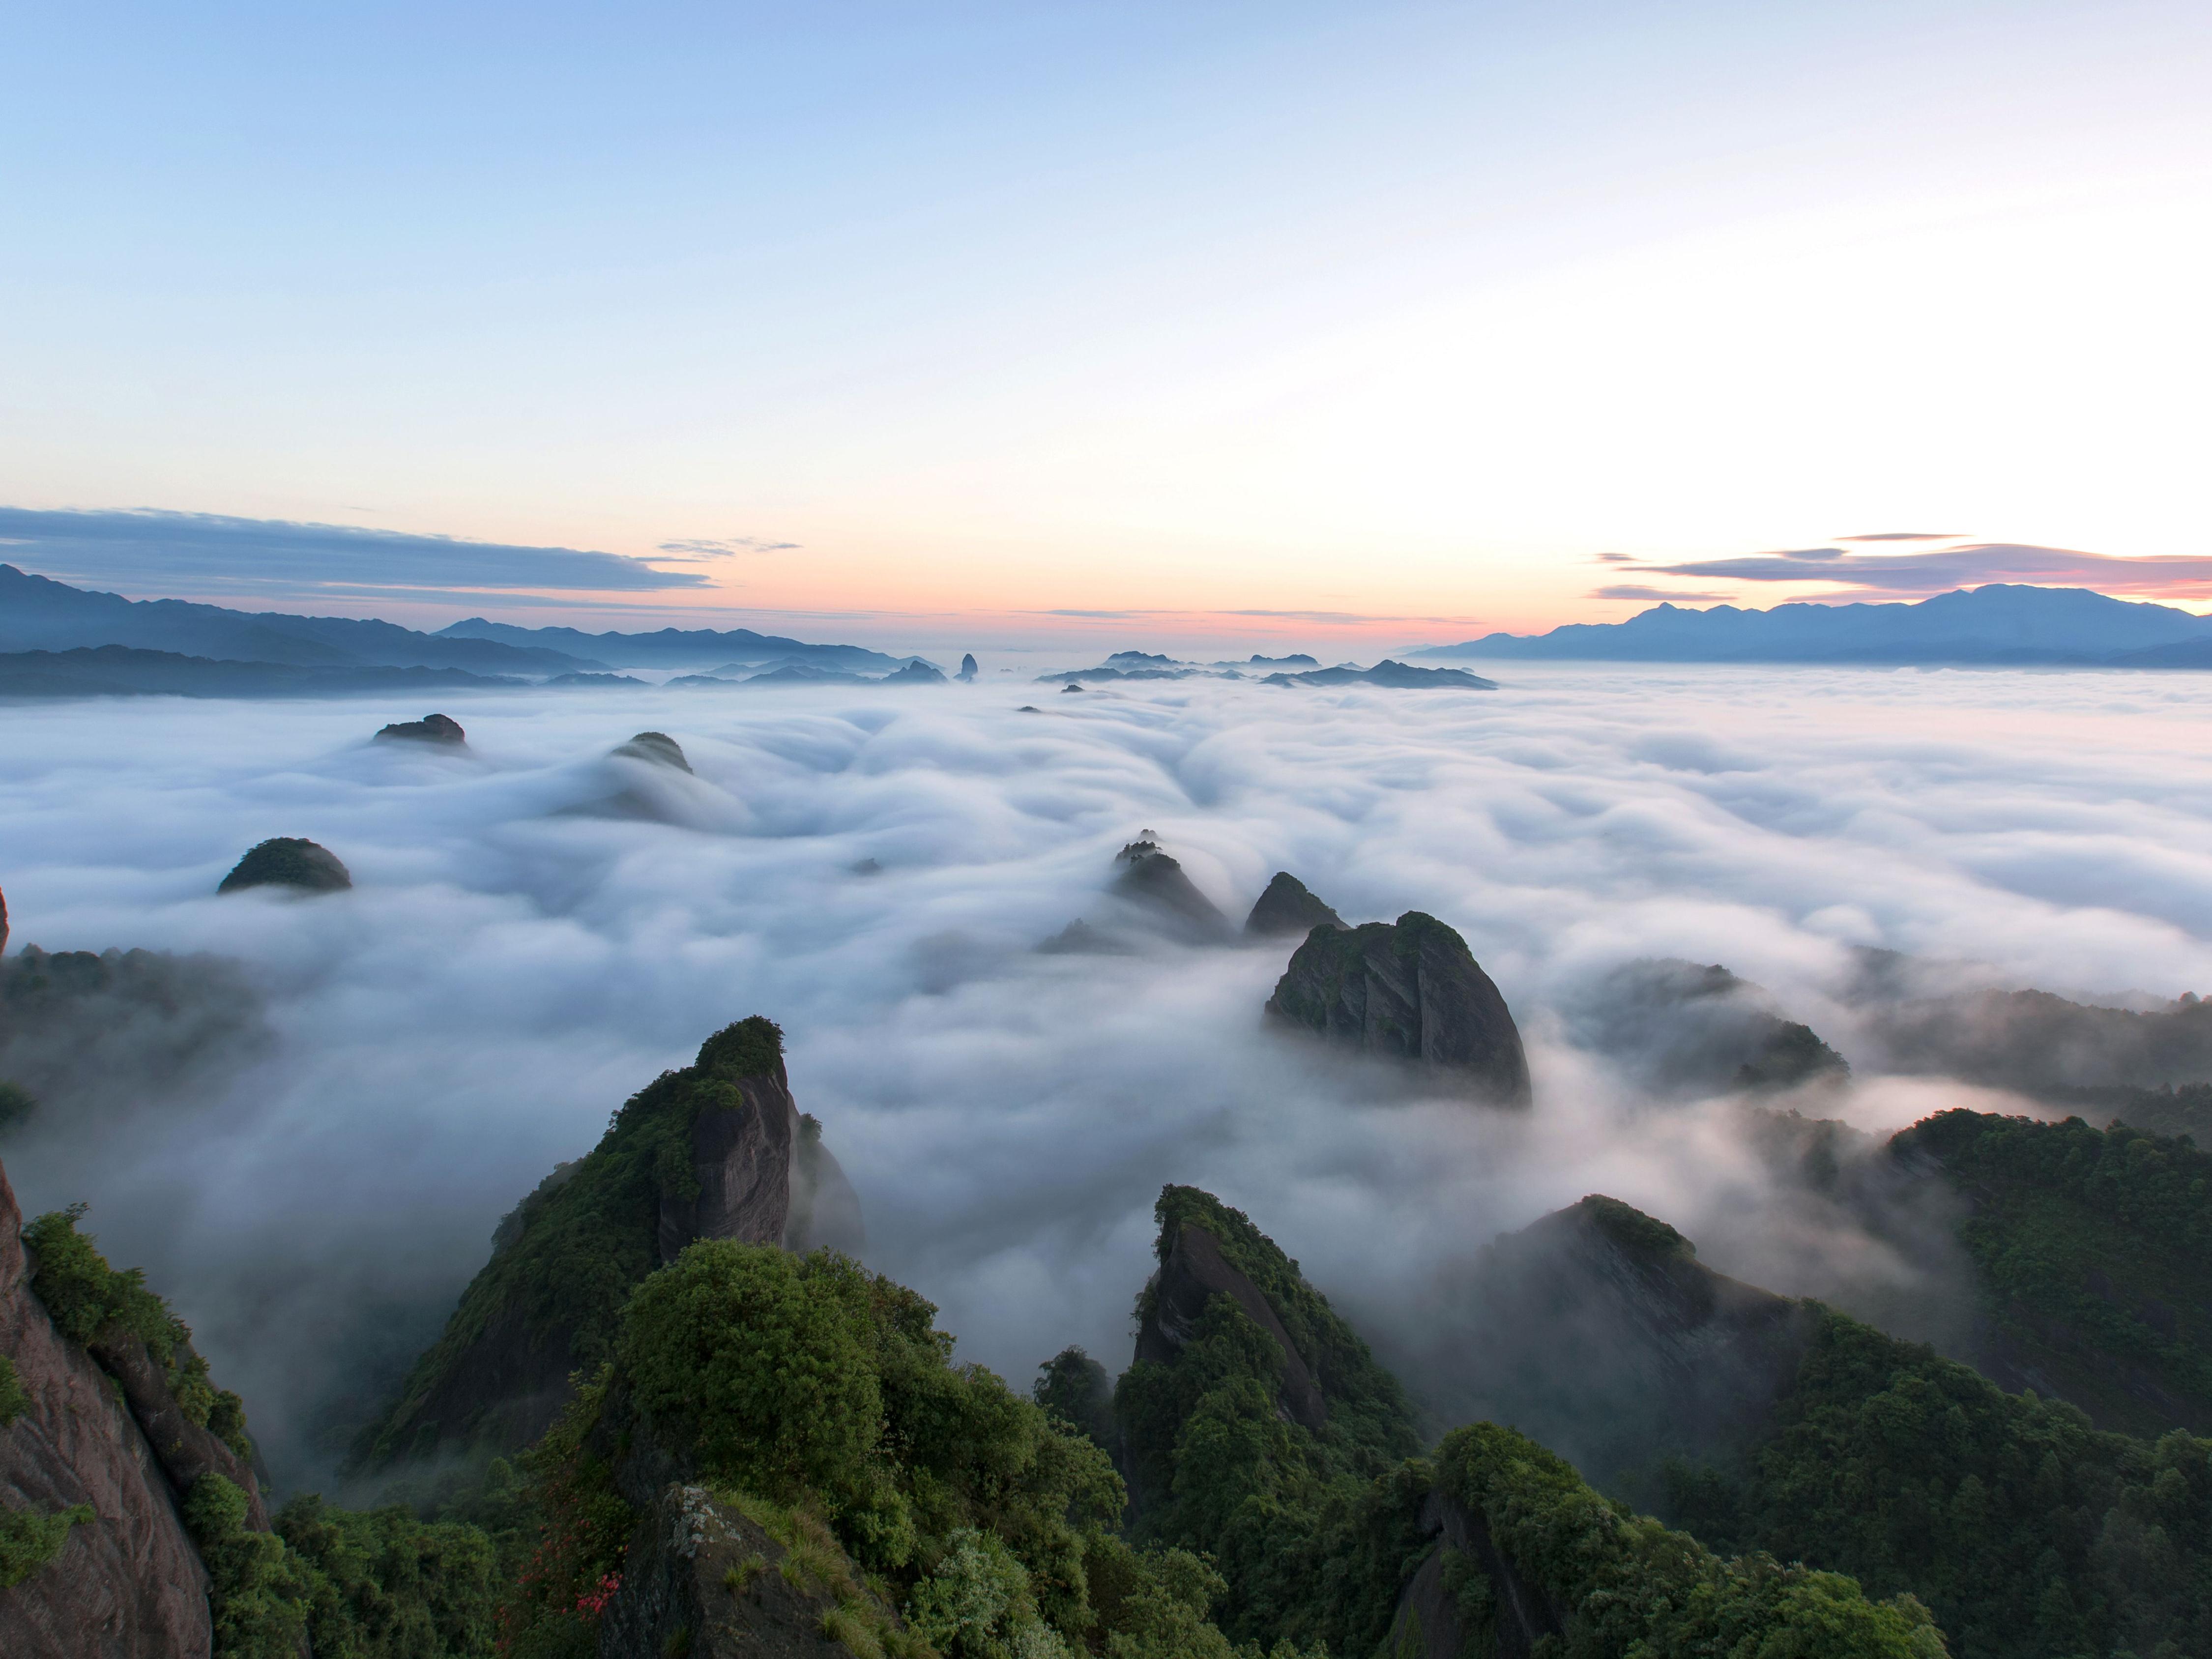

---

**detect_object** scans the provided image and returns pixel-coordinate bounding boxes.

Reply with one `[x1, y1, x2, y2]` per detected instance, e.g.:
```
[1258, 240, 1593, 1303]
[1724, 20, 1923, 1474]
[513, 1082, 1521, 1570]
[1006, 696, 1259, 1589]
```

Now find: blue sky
[4, 1, 2207, 641]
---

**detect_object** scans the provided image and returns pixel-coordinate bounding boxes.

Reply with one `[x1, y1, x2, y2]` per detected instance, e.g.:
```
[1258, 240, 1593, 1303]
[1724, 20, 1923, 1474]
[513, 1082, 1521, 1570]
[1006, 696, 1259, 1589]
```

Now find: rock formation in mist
[1261, 660, 1498, 690]
[1136, 1209, 1328, 1430]
[1242, 871, 1344, 937]
[1568, 959, 1848, 1098]
[1265, 911, 1532, 1104]
[958, 652, 978, 681]
[879, 659, 947, 685]
[0, 1153, 281, 1656]
[372, 711, 466, 746]
[611, 729, 692, 773]
[216, 836, 351, 895]
[0, 945, 268, 1143]
[1406, 1195, 1813, 1491]
[1110, 835, 1233, 943]
[358, 1017, 866, 1465]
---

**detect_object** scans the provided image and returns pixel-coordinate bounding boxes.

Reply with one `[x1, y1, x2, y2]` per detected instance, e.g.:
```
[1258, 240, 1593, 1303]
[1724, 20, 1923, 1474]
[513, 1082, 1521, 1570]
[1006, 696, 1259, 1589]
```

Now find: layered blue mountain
[437, 616, 910, 672]
[1413, 584, 2212, 666]
[0, 564, 922, 695]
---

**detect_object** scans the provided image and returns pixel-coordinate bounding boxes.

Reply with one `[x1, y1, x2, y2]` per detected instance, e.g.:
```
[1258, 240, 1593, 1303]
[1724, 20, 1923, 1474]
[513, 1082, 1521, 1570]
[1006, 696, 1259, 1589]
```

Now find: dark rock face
[656, 1071, 798, 1264]
[1568, 959, 1848, 1098]
[1386, 1487, 1562, 1659]
[1111, 838, 1232, 944]
[1405, 1196, 1813, 1489]
[600, 1484, 884, 1659]
[958, 653, 979, 682]
[1135, 1220, 1327, 1430]
[372, 712, 466, 746]
[0, 1157, 214, 1658]
[1265, 911, 1531, 1104]
[217, 837, 351, 895]
[1243, 872, 1344, 937]
[611, 731, 692, 772]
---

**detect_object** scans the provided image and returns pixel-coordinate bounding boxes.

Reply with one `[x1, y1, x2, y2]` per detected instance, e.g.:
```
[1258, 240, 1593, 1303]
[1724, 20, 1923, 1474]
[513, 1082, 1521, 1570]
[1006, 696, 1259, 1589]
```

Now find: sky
[3, 1, 2209, 643]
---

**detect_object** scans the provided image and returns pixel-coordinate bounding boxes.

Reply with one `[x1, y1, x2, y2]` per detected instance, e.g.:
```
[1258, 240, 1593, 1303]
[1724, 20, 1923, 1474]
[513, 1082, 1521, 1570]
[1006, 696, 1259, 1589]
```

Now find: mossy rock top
[218, 838, 352, 895]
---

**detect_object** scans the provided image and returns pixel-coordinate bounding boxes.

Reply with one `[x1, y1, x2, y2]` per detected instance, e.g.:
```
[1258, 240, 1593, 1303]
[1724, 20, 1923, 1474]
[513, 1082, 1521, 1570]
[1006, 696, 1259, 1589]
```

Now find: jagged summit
[1265, 910, 1531, 1104]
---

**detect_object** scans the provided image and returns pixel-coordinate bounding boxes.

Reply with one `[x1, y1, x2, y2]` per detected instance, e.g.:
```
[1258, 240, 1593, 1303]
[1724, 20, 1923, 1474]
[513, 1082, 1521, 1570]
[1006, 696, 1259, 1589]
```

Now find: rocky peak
[372, 712, 466, 746]
[1109, 835, 1232, 943]
[1243, 872, 1344, 937]
[612, 730, 692, 772]
[216, 837, 351, 895]
[1265, 911, 1531, 1104]
[1136, 1219, 1328, 1430]
[958, 653, 979, 681]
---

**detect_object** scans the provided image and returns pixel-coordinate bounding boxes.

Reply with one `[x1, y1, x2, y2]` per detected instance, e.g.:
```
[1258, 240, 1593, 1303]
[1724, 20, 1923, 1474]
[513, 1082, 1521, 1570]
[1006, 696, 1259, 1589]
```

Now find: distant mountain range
[1412, 584, 2212, 666]
[0, 564, 922, 697]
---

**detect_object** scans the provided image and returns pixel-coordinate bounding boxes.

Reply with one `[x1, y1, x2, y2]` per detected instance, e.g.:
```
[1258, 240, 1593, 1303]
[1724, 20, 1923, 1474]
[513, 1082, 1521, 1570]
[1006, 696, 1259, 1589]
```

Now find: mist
[4, 661, 2212, 1490]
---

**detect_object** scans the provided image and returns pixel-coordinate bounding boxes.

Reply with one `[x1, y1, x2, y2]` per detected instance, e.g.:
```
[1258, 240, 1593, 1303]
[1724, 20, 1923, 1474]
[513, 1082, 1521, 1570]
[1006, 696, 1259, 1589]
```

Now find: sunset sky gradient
[4, 1, 2207, 649]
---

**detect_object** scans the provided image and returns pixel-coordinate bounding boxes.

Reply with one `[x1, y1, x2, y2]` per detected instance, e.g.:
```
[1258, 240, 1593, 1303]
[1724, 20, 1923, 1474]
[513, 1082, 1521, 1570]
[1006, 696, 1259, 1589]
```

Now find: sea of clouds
[5, 662, 2212, 1486]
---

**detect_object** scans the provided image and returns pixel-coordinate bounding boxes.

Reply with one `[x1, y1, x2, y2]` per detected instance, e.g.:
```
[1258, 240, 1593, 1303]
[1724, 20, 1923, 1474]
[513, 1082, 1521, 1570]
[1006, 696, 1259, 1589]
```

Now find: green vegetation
[24, 1203, 251, 1456]
[1663, 1306, 2212, 1659]
[1896, 1109, 2212, 1433]
[1114, 1188, 1427, 1651]
[1032, 1347, 1116, 1453]
[0, 1496, 94, 1590]
[1440, 1421, 1945, 1657]
[358, 1017, 789, 1463]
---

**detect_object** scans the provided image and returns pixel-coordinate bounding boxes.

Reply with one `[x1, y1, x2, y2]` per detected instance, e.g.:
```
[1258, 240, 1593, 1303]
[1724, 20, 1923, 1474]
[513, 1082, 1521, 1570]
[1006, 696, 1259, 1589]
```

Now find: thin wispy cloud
[0, 507, 708, 600]
[653, 536, 802, 560]
[1645, 542, 2212, 600]
[1589, 584, 1736, 603]
[1837, 532, 1965, 542]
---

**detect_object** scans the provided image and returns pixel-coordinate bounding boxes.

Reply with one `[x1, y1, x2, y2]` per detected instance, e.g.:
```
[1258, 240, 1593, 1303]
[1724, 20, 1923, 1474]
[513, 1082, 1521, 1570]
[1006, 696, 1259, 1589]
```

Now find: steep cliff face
[1265, 911, 1532, 1105]
[362, 1018, 863, 1465]
[0, 1158, 214, 1659]
[1408, 1197, 1812, 1491]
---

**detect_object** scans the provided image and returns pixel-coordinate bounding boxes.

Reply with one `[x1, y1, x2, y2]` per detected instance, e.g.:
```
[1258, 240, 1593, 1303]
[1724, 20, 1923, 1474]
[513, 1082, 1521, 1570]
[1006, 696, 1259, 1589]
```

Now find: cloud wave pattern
[3, 665, 2212, 1484]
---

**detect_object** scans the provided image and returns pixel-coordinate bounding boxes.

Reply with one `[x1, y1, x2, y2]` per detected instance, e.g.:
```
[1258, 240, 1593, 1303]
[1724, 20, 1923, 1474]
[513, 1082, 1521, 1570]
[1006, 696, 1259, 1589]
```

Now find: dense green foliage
[1897, 1109, 2212, 1432]
[24, 1203, 250, 1455]
[1033, 1346, 1117, 1453]
[1664, 1307, 2212, 1659]
[499, 1237, 1268, 1659]
[278, 1495, 505, 1658]
[358, 1017, 787, 1463]
[1439, 1422, 1945, 1657]
[1116, 1189, 1428, 1651]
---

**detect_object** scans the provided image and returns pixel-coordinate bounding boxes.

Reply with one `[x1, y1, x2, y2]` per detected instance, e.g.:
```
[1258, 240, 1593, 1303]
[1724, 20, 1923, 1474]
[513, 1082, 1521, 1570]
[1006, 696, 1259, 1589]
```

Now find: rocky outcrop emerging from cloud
[612, 730, 692, 773]
[217, 837, 351, 895]
[1243, 872, 1344, 938]
[372, 712, 466, 746]
[1261, 660, 1498, 690]
[1565, 959, 1848, 1098]
[1109, 836, 1233, 944]
[1265, 911, 1531, 1104]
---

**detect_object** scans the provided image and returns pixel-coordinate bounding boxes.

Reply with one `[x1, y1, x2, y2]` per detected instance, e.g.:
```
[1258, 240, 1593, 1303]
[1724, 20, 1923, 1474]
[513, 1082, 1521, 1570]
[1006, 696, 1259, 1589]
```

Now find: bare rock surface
[0, 1156, 213, 1659]
[1265, 911, 1530, 1104]
[611, 730, 691, 772]
[657, 1071, 798, 1263]
[1386, 1486, 1563, 1659]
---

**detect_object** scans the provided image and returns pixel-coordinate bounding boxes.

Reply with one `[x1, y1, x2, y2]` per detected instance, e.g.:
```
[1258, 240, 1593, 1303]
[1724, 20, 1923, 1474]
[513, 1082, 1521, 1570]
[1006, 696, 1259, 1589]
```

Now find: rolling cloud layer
[3, 665, 2211, 1488]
